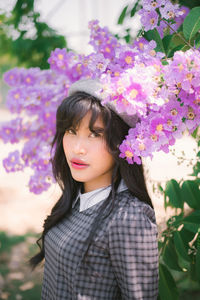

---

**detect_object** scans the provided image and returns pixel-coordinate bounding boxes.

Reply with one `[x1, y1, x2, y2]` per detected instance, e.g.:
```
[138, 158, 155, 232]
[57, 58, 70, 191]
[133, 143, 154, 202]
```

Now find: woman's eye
[90, 132, 102, 138]
[66, 128, 75, 134]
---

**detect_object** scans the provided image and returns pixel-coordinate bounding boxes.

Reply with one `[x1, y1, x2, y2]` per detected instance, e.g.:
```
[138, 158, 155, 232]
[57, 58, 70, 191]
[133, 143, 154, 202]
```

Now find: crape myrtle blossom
[139, 0, 186, 34]
[1, 19, 200, 193]
[139, 9, 159, 31]
[3, 150, 24, 172]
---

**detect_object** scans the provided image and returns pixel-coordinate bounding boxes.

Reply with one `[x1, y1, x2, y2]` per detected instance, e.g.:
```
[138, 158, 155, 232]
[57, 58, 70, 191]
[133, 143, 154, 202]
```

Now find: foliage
[0, 231, 25, 254]
[0, 231, 42, 299]
[0, 0, 67, 70]
[157, 134, 200, 298]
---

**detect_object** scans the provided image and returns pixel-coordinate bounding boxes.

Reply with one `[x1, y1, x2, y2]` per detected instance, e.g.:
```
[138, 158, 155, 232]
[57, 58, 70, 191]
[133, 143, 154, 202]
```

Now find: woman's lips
[70, 159, 89, 169]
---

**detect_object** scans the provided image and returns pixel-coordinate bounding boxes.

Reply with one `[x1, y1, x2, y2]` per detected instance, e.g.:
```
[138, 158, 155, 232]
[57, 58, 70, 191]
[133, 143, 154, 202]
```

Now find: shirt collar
[72, 179, 128, 212]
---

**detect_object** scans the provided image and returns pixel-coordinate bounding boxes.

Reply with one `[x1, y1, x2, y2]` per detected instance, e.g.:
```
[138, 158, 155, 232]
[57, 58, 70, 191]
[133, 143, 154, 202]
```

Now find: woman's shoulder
[113, 189, 156, 225]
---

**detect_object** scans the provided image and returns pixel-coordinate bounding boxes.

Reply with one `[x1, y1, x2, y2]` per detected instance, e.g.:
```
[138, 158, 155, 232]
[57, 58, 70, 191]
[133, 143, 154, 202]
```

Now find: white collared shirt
[73, 179, 128, 212]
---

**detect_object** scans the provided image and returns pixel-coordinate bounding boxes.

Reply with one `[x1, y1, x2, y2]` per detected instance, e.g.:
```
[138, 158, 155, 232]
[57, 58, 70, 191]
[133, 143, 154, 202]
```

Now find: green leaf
[173, 231, 191, 268]
[117, 5, 128, 25]
[162, 35, 173, 56]
[183, 7, 200, 41]
[183, 210, 200, 233]
[195, 229, 200, 283]
[194, 33, 200, 49]
[130, 1, 139, 17]
[181, 180, 200, 209]
[159, 263, 179, 300]
[190, 161, 200, 177]
[144, 28, 165, 53]
[162, 239, 183, 271]
[164, 179, 183, 209]
[166, 213, 184, 228]
[171, 32, 186, 48]
[168, 44, 190, 58]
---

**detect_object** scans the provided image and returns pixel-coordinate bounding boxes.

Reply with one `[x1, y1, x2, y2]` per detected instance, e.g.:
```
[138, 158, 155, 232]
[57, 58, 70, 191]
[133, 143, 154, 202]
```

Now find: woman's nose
[73, 138, 87, 155]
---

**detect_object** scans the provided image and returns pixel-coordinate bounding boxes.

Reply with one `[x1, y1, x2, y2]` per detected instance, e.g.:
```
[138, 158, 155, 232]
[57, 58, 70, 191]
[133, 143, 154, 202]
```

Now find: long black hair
[30, 91, 153, 269]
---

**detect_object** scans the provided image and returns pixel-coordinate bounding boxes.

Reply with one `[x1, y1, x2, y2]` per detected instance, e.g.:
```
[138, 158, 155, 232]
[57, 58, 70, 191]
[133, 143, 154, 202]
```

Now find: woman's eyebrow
[92, 126, 104, 132]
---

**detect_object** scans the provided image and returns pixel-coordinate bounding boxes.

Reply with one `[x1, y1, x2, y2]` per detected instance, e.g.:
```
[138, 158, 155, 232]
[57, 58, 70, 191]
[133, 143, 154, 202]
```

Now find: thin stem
[161, 18, 195, 51]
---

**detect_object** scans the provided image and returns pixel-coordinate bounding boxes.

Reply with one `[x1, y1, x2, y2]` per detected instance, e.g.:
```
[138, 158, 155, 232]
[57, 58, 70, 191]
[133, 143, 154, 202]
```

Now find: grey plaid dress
[42, 189, 158, 300]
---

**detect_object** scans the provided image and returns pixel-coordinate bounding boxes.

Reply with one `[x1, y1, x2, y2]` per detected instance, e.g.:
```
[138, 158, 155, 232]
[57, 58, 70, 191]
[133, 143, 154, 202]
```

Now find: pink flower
[119, 141, 141, 164]
[119, 50, 136, 68]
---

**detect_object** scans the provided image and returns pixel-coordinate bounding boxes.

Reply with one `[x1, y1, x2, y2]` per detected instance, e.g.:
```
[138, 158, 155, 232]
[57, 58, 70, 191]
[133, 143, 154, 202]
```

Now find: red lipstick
[70, 158, 89, 169]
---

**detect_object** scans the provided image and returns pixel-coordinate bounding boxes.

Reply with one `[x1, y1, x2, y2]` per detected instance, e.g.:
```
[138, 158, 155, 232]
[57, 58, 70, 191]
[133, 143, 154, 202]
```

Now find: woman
[30, 79, 159, 300]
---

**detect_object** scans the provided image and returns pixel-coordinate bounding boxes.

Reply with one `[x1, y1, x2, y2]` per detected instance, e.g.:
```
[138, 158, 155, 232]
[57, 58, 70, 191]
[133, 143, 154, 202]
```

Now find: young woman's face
[62, 111, 115, 193]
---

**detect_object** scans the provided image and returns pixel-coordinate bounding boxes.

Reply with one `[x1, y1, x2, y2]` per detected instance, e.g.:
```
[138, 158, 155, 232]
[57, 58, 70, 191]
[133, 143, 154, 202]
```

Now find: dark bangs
[55, 91, 112, 136]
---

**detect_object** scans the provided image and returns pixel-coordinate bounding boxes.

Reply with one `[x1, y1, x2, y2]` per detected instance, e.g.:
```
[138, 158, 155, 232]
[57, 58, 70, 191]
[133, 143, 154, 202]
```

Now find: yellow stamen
[11, 156, 15, 162]
[139, 42, 144, 50]
[105, 47, 111, 53]
[125, 150, 133, 158]
[152, 1, 158, 8]
[117, 86, 124, 94]
[170, 109, 178, 116]
[58, 54, 64, 60]
[130, 89, 138, 99]
[139, 143, 146, 151]
[178, 64, 184, 72]
[14, 93, 20, 99]
[187, 111, 195, 120]
[151, 134, 158, 141]
[167, 119, 172, 125]
[114, 71, 120, 77]
[186, 73, 193, 82]
[168, 11, 175, 19]
[156, 124, 163, 131]
[153, 64, 160, 72]
[194, 98, 200, 105]
[97, 63, 103, 69]
[150, 18, 156, 25]
[150, 50, 156, 56]
[122, 98, 129, 106]
[125, 56, 133, 64]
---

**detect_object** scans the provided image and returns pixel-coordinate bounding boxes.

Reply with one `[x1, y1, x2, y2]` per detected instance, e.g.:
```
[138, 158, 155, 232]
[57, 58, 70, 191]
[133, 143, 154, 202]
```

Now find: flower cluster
[1, 17, 199, 193]
[139, 0, 189, 37]
[116, 49, 200, 164]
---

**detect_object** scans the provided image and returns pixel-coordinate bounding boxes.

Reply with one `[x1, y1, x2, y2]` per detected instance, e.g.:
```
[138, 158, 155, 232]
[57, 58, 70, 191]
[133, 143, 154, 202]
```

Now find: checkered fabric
[41, 190, 158, 299]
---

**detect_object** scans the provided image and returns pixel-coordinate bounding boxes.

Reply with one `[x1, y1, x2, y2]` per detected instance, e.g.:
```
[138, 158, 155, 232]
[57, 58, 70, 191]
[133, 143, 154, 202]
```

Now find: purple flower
[0, 118, 22, 143]
[140, 9, 159, 31]
[118, 50, 136, 68]
[48, 48, 68, 74]
[119, 140, 141, 164]
[29, 169, 52, 194]
[3, 150, 24, 172]
[160, 2, 181, 20]
[87, 53, 109, 76]
[3, 68, 23, 87]
[142, 0, 166, 11]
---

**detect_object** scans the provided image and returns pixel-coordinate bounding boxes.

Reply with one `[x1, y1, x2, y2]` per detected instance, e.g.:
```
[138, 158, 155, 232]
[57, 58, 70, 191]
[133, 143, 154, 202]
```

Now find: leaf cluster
[0, 0, 67, 70]
[158, 135, 200, 298]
